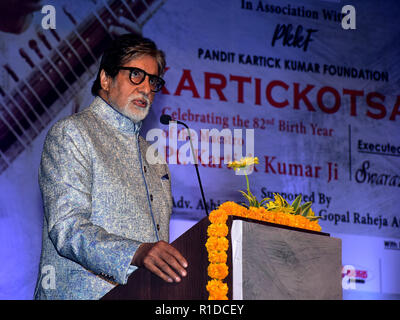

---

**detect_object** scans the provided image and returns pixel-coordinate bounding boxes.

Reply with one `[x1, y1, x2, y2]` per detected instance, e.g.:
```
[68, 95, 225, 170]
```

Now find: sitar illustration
[0, 0, 165, 174]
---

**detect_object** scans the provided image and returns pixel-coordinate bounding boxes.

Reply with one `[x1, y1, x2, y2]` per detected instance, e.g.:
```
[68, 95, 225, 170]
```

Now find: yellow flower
[227, 157, 259, 171]
[307, 208, 316, 217]
[266, 201, 294, 214]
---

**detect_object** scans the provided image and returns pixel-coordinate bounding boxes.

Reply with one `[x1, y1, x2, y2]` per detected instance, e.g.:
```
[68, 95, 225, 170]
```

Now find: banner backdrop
[0, 0, 399, 299]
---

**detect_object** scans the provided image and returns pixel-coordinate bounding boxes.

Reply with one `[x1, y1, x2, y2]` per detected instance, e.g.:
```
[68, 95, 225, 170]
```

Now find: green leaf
[265, 204, 278, 211]
[300, 202, 312, 217]
[291, 195, 302, 211]
[275, 193, 289, 207]
[259, 197, 271, 205]
[239, 190, 252, 202]
[306, 216, 321, 221]
[247, 188, 256, 200]
[240, 202, 249, 209]
[239, 190, 259, 207]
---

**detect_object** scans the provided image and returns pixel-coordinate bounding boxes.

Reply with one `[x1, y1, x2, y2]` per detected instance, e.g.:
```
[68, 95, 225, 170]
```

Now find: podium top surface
[230, 216, 330, 237]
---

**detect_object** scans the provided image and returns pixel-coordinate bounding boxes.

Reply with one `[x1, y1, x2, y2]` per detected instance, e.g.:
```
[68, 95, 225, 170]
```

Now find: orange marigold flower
[206, 279, 228, 299]
[218, 201, 244, 216]
[209, 209, 228, 224]
[265, 211, 277, 223]
[207, 223, 229, 237]
[209, 294, 228, 300]
[205, 236, 229, 252]
[208, 263, 229, 280]
[309, 221, 322, 232]
[208, 250, 228, 264]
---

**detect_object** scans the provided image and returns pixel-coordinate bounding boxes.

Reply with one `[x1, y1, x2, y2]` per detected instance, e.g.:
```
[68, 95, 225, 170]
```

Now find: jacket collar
[91, 96, 142, 135]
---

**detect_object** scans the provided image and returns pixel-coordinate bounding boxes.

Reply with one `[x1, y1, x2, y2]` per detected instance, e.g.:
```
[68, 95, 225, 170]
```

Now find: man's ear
[100, 69, 111, 92]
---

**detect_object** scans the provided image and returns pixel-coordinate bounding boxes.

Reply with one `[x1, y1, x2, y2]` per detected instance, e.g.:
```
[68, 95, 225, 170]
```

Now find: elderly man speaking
[34, 34, 188, 300]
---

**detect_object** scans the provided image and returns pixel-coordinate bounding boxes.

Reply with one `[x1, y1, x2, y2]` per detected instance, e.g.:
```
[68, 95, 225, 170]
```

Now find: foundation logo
[342, 264, 372, 290]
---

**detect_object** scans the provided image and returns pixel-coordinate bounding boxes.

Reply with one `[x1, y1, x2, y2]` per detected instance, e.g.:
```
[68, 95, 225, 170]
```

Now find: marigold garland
[208, 209, 229, 224]
[205, 200, 322, 300]
[207, 223, 229, 237]
[206, 279, 228, 300]
[205, 208, 230, 300]
[206, 157, 322, 300]
[207, 263, 229, 280]
[208, 250, 228, 264]
[205, 236, 229, 252]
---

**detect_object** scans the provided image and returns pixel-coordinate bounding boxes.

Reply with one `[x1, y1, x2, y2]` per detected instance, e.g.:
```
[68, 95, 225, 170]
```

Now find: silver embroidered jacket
[34, 96, 172, 300]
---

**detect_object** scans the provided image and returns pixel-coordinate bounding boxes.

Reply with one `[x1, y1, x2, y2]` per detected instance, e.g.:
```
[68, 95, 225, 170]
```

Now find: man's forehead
[123, 54, 159, 73]
[124, 53, 157, 64]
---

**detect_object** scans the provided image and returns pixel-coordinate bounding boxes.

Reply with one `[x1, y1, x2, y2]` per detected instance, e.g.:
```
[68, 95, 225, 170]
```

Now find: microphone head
[160, 114, 172, 125]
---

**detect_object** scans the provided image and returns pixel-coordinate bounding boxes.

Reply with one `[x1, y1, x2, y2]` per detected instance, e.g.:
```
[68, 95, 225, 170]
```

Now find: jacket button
[144, 166, 147, 173]
[150, 194, 153, 201]
[157, 224, 160, 231]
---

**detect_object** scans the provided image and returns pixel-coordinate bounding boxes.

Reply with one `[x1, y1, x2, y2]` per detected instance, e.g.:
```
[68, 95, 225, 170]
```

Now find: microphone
[160, 114, 187, 127]
[160, 114, 209, 216]
[160, 114, 172, 125]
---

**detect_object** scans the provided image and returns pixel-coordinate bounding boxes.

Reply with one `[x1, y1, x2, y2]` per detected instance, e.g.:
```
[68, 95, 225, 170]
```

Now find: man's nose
[137, 75, 152, 95]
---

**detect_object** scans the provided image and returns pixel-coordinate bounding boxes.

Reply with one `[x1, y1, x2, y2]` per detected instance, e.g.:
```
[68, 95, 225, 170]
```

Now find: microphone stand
[179, 121, 209, 216]
[160, 115, 209, 217]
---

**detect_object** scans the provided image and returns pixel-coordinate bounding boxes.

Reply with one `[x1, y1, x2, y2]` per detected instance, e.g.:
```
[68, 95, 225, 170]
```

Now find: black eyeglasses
[118, 66, 165, 92]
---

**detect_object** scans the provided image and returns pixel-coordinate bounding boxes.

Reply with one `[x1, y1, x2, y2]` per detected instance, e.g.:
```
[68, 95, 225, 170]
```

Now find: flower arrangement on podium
[205, 157, 322, 300]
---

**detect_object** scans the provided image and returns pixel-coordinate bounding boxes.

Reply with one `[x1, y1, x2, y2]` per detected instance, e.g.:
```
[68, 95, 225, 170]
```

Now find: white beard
[113, 94, 151, 123]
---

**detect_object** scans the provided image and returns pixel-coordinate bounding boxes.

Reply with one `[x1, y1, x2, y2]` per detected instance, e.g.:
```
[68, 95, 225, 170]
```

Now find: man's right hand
[131, 241, 188, 283]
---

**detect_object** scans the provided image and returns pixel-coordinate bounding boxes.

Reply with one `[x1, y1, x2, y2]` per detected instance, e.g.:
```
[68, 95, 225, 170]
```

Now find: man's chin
[124, 107, 149, 123]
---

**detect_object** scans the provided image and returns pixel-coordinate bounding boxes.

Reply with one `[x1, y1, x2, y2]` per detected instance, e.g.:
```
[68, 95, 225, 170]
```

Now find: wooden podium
[101, 216, 342, 300]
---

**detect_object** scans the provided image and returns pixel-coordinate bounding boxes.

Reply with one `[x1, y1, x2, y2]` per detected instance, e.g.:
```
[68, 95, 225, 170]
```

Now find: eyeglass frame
[117, 66, 165, 92]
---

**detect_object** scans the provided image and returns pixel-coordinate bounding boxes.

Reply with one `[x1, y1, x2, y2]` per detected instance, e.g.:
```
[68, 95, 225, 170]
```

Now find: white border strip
[231, 220, 243, 300]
